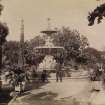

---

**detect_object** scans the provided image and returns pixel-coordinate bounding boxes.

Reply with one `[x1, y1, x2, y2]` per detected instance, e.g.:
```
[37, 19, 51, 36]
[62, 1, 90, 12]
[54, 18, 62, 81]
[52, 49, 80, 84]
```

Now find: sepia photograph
[1, 0, 105, 105]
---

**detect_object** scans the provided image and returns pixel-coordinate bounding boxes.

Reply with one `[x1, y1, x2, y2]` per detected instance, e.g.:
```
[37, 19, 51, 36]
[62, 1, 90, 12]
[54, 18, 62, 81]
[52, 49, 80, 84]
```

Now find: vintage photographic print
[1, 0, 105, 105]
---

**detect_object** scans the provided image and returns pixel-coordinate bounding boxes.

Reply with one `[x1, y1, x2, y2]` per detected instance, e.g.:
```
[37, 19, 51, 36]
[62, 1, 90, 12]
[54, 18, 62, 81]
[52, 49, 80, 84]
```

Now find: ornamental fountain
[34, 18, 64, 71]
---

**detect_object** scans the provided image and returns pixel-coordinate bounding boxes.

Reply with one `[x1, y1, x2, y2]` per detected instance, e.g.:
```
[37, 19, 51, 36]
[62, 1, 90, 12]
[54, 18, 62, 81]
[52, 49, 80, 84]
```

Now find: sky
[1, 0, 105, 50]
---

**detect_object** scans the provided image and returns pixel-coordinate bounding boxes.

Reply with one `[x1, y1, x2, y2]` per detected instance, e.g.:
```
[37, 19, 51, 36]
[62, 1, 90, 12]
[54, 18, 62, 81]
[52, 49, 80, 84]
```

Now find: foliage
[0, 3, 9, 69]
[3, 41, 19, 64]
[3, 35, 45, 66]
[52, 27, 89, 63]
[0, 23, 9, 44]
[3, 27, 90, 66]
[28, 35, 45, 49]
[24, 36, 45, 65]
[88, 3, 105, 26]
[83, 47, 102, 65]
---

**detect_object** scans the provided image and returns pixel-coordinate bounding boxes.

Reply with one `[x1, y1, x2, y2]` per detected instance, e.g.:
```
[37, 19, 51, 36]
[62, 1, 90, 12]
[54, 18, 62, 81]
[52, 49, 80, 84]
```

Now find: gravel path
[9, 72, 105, 105]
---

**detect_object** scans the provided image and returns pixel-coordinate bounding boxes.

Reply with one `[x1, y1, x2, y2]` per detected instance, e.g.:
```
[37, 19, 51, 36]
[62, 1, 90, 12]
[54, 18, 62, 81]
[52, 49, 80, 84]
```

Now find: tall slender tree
[0, 3, 9, 69]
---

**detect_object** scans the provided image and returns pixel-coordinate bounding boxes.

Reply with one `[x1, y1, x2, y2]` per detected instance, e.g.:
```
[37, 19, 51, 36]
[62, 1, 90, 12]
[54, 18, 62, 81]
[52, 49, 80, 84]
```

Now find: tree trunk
[0, 44, 2, 69]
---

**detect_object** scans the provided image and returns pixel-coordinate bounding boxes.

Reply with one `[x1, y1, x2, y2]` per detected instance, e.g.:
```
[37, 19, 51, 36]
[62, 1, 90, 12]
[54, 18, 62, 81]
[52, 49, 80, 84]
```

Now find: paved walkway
[8, 72, 105, 105]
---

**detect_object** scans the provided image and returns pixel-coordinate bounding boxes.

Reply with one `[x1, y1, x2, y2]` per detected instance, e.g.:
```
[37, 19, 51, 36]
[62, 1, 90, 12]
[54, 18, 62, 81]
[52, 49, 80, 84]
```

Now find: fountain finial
[41, 18, 57, 35]
[47, 18, 51, 30]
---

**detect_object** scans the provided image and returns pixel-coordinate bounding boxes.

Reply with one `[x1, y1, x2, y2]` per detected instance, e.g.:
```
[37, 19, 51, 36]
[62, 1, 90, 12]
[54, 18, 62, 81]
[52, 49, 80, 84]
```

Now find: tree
[76, 35, 89, 64]
[29, 35, 45, 49]
[23, 36, 45, 66]
[88, 3, 105, 26]
[2, 35, 45, 66]
[83, 47, 102, 67]
[80, 35, 89, 50]
[52, 27, 89, 64]
[0, 3, 9, 69]
[3, 41, 19, 65]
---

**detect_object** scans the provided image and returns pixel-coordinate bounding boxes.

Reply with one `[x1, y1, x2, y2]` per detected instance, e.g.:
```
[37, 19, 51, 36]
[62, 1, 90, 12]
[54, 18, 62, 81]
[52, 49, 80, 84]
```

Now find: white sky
[1, 0, 105, 50]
